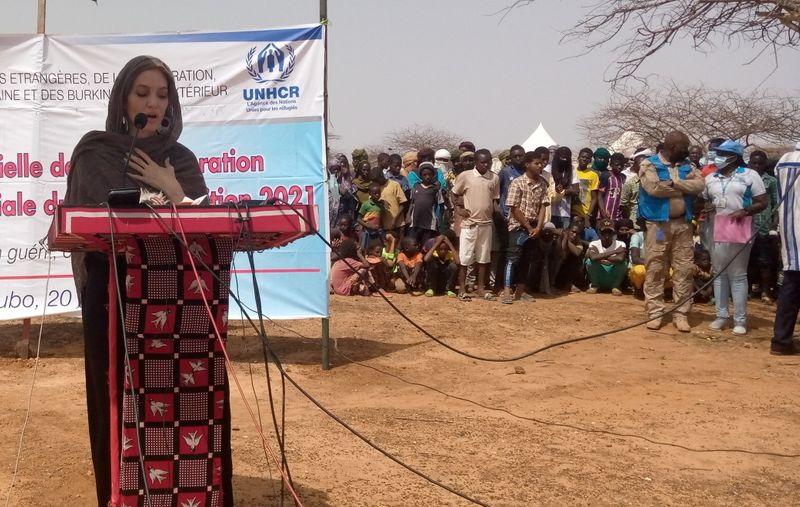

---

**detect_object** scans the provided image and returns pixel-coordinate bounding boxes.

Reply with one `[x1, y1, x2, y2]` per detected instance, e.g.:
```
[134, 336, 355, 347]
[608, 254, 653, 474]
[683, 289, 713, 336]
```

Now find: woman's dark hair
[338, 239, 359, 260]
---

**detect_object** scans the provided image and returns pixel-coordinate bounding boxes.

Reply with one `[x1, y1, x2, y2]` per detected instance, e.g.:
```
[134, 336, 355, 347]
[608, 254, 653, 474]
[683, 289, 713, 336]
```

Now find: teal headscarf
[592, 147, 610, 172]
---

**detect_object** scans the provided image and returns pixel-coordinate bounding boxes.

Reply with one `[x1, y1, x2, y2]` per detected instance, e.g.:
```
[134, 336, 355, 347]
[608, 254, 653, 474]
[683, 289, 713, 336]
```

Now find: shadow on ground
[232, 474, 332, 506]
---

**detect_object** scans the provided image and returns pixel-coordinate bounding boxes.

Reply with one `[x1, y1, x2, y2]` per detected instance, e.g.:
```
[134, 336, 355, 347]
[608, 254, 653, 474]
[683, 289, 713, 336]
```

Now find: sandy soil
[1, 293, 798, 506]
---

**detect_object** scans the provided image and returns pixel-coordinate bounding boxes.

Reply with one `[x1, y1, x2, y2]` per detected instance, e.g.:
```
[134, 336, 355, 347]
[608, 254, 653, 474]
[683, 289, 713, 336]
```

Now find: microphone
[108, 112, 148, 206]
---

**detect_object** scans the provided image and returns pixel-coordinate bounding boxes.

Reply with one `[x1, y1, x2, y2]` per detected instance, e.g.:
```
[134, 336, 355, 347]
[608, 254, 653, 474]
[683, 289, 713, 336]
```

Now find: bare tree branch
[578, 82, 800, 147]
[383, 124, 462, 153]
[500, 0, 800, 85]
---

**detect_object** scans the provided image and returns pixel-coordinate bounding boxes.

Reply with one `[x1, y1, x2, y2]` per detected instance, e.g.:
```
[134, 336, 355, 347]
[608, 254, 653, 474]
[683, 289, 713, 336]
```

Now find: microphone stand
[108, 113, 148, 207]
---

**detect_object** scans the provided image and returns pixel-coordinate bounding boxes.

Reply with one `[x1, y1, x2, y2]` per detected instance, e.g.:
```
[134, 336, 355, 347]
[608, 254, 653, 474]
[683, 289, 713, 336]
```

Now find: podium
[48, 203, 315, 507]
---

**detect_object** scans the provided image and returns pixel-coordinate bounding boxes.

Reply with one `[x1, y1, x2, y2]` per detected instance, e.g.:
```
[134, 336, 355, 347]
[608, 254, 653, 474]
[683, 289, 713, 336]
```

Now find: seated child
[366, 241, 391, 291]
[396, 236, 425, 294]
[423, 233, 459, 297]
[555, 221, 586, 292]
[628, 229, 646, 298]
[528, 222, 560, 294]
[382, 232, 399, 282]
[358, 181, 385, 251]
[331, 215, 359, 261]
[693, 249, 714, 303]
[585, 218, 628, 295]
[330, 239, 374, 296]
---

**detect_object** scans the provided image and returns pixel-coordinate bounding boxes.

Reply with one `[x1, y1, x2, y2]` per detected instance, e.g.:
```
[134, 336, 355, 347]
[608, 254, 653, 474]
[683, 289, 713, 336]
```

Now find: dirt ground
[1, 292, 798, 506]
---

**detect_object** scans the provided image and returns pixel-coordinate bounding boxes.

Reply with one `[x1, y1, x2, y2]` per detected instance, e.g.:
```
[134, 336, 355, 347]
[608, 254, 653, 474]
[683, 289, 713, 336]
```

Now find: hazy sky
[1, 0, 797, 154]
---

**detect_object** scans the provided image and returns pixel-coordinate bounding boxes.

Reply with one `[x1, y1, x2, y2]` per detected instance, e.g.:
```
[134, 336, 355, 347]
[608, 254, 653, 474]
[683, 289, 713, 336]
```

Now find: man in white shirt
[771, 142, 800, 355]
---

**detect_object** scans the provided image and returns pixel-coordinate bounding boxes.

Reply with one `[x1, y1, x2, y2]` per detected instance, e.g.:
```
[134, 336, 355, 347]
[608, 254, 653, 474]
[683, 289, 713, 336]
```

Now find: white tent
[521, 123, 557, 152]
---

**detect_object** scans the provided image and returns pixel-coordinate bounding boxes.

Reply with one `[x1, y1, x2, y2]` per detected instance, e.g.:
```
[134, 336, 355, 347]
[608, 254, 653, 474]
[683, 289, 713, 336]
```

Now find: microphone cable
[105, 204, 153, 507]
[232, 201, 296, 505]
[144, 202, 490, 507]
[167, 203, 304, 506]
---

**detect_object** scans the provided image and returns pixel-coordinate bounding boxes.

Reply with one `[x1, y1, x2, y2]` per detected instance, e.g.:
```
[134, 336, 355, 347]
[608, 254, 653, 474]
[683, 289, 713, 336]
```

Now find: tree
[384, 124, 462, 153]
[500, 0, 800, 84]
[578, 82, 800, 147]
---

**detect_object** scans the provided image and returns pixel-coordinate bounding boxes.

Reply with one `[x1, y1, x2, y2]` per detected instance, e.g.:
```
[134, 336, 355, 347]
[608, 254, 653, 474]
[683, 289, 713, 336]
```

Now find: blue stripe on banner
[61, 25, 322, 45]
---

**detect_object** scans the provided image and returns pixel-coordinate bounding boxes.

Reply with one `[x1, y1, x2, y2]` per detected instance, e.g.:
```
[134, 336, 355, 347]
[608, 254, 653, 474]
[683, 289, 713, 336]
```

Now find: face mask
[714, 155, 734, 168]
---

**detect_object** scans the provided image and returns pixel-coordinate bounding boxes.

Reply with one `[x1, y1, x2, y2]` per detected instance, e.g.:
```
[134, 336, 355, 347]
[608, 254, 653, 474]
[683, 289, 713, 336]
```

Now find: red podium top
[47, 204, 316, 252]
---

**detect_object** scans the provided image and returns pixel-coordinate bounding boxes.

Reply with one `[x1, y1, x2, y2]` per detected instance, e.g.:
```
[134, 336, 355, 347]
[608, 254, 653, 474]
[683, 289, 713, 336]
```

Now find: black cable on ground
[236, 201, 295, 506]
[246, 312, 800, 460]
[144, 203, 489, 507]
[332, 346, 800, 459]
[229, 207, 283, 502]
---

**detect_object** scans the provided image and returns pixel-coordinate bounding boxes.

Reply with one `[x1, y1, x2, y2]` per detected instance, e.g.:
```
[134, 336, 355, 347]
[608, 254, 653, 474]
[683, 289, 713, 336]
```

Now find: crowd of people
[325, 134, 797, 349]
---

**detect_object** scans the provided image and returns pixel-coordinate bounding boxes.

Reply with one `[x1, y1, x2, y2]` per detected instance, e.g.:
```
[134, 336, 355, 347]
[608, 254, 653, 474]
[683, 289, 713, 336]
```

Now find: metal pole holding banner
[320, 0, 331, 370]
[16, 0, 48, 359]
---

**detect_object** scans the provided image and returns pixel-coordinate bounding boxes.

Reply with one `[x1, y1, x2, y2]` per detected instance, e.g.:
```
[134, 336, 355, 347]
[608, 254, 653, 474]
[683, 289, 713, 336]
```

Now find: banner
[0, 25, 329, 320]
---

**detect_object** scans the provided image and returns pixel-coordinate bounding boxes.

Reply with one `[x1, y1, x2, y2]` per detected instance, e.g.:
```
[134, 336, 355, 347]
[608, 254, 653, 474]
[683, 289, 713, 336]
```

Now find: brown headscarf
[66, 56, 207, 296]
[65, 55, 206, 206]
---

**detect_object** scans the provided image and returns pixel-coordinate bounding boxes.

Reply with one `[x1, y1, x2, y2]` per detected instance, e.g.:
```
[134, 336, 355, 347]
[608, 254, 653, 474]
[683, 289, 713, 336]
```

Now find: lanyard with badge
[713, 172, 735, 209]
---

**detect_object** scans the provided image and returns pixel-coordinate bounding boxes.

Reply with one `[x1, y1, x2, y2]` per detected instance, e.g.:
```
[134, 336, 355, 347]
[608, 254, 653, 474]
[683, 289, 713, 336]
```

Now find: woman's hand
[729, 209, 748, 221]
[128, 148, 185, 203]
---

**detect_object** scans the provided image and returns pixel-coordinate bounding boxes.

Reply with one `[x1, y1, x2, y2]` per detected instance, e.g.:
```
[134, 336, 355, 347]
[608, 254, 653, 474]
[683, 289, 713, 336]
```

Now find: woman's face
[126, 69, 169, 138]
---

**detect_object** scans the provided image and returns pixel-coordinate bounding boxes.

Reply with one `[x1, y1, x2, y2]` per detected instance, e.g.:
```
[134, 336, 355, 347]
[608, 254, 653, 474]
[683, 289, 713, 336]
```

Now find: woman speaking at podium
[65, 56, 233, 506]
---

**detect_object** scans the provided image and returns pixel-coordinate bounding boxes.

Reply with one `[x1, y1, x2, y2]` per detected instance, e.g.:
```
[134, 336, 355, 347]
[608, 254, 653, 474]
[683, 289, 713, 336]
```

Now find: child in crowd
[555, 221, 586, 292]
[396, 236, 425, 294]
[423, 233, 459, 297]
[365, 241, 391, 292]
[330, 215, 359, 261]
[599, 153, 627, 222]
[353, 161, 372, 204]
[615, 218, 635, 292]
[585, 218, 628, 295]
[693, 249, 714, 303]
[528, 222, 560, 294]
[330, 239, 374, 296]
[381, 232, 398, 272]
[407, 162, 445, 246]
[628, 227, 646, 299]
[358, 181, 385, 251]
[573, 148, 601, 226]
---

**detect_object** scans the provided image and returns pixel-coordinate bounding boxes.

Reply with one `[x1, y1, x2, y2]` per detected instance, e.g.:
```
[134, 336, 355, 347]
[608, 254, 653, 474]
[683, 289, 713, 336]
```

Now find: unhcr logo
[246, 43, 296, 83]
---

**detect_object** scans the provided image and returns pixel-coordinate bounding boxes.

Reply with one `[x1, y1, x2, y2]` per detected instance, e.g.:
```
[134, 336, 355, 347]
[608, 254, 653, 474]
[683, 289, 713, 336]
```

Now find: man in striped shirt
[771, 142, 800, 356]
